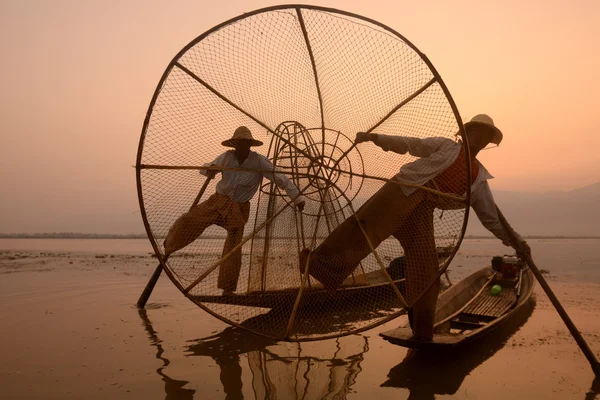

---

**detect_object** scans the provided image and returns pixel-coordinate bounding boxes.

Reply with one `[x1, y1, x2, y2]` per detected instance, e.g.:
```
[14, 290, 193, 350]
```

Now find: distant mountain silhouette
[2, 183, 598, 238]
[468, 182, 600, 237]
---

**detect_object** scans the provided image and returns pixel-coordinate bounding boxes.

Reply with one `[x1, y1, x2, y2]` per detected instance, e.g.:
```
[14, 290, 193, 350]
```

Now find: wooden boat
[191, 247, 453, 309]
[379, 262, 535, 349]
[191, 263, 406, 309]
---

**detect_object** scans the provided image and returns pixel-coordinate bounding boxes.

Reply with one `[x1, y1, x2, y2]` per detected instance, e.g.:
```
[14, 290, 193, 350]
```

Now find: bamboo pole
[183, 155, 317, 296]
[315, 175, 411, 307]
[284, 202, 326, 338]
[288, 129, 307, 252]
[246, 128, 279, 293]
[140, 164, 467, 204]
[324, 76, 438, 180]
[496, 207, 600, 376]
[348, 201, 408, 308]
[136, 262, 165, 309]
[285, 176, 408, 339]
[332, 189, 367, 284]
[136, 177, 212, 308]
[295, 7, 326, 157]
[285, 248, 313, 338]
[259, 136, 281, 291]
[182, 199, 294, 294]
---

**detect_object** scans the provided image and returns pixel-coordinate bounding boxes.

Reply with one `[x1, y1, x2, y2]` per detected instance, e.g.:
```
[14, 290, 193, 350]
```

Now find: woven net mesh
[137, 6, 469, 341]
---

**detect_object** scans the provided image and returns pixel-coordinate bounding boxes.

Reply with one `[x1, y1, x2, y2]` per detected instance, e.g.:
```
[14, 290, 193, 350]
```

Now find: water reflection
[138, 308, 196, 399]
[186, 326, 276, 399]
[138, 298, 548, 399]
[187, 328, 368, 399]
[381, 298, 536, 400]
[138, 306, 370, 399]
[235, 304, 404, 340]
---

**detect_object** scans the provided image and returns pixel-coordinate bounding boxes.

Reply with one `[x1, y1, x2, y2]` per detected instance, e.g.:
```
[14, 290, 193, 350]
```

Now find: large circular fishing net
[136, 5, 470, 341]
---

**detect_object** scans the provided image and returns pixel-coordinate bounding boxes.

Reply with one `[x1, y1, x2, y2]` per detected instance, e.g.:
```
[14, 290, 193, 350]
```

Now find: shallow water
[2, 237, 599, 282]
[0, 238, 155, 256]
[0, 239, 599, 399]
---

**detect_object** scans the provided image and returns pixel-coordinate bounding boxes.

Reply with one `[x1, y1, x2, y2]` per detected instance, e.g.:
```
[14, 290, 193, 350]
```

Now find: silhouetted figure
[187, 326, 277, 400]
[304, 114, 531, 340]
[164, 126, 305, 294]
[381, 298, 535, 399]
[187, 317, 369, 399]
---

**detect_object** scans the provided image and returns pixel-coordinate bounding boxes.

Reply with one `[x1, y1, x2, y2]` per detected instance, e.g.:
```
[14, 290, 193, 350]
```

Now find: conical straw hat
[464, 114, 503, 145]
[222, 126, 264, 147]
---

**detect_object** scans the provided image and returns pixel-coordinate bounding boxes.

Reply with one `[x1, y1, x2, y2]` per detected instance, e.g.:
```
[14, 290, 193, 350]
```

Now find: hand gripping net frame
[136, 5, 471, 341]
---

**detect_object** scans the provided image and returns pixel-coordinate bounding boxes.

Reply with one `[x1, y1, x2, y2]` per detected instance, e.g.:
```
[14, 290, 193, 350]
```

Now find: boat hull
[379, 266, 535, 349]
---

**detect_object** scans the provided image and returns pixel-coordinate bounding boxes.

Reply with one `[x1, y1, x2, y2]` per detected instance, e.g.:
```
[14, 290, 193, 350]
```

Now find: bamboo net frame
[135, 5, 470, 341]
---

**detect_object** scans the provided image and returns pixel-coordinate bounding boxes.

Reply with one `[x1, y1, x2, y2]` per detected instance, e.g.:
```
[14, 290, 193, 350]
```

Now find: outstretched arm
[258, 155, 306, 211]
[355, 132, 453, 157]
[471, 180, 531, 256]
[200, 152, 228, 178]
[496, 206, 532, 258]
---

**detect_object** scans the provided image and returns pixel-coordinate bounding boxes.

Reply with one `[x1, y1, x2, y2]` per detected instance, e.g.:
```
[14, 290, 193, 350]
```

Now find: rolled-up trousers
[163, 193, 250, 292]
[306, 181, 441, 339]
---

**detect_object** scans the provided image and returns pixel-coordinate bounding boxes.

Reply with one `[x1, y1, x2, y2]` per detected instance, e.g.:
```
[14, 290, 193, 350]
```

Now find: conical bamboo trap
[136, 5, 471, 341]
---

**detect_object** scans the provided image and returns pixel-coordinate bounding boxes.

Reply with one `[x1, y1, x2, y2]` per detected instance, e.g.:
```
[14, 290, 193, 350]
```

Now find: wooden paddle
[497, 207, 600, 376]
[136, 176, 213, 308]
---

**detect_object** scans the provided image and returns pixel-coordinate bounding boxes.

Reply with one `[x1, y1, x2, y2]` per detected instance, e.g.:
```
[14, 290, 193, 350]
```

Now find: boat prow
[380, 264, 535, 349]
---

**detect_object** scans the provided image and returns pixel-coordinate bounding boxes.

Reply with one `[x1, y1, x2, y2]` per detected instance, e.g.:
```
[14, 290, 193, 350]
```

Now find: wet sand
[0, 246, 599, 399]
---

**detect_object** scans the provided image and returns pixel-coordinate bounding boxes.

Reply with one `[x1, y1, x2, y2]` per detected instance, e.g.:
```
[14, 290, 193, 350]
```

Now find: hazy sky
[0, 0, 598, 233]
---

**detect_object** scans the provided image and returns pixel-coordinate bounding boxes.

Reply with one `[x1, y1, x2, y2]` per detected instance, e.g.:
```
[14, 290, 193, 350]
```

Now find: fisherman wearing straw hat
[301, 114, 530, 340]
[164, 126, 306, 295]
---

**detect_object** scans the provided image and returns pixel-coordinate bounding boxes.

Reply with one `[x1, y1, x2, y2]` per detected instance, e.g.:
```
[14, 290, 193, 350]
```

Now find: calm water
[1, 237, 599, 283]
[0, 238, 155, 256]
[1, 238, 599, 399]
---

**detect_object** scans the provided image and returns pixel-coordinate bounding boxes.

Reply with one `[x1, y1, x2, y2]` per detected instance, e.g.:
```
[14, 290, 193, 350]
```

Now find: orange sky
[0, 0, 598, 233]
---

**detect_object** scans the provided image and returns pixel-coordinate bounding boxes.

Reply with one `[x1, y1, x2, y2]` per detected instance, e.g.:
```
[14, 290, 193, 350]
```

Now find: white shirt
[375, 134, 517, 245]
[201, 150, 305, 205]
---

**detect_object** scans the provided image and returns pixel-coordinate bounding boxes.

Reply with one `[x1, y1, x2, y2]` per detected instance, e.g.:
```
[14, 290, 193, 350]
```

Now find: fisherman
[300, 114, 531, 340]
[164, 126, 306, 295]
